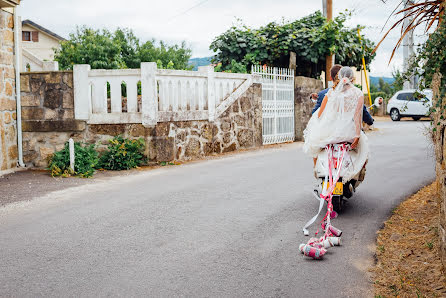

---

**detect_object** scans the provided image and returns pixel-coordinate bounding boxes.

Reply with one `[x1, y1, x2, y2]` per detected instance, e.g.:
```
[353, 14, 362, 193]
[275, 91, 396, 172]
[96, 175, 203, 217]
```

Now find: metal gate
[252, 65, 295, 145]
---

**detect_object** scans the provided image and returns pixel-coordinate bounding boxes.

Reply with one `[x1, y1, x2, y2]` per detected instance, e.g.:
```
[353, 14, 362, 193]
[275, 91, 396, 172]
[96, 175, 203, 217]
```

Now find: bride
[303, 66, 364, 163]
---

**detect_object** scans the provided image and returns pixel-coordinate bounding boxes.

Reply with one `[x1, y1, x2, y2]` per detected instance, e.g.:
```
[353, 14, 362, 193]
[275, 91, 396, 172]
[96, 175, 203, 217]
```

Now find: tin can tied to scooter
[300, 143, 350, 260]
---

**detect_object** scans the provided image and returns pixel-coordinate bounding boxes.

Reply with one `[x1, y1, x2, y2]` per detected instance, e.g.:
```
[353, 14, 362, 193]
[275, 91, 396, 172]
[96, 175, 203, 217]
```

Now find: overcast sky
[19, 0, 425, 77]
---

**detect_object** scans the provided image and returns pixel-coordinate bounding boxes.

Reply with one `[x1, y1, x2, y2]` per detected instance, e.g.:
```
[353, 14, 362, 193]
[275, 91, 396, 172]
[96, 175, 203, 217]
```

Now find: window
[397, 92, 414, 101]
[32, 31, 39, 42]
[22, 31, 31, 41]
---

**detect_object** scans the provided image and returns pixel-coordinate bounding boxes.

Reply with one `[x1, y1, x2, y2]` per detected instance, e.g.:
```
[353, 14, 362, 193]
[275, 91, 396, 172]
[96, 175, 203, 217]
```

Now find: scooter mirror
[374, 97, 383, 107]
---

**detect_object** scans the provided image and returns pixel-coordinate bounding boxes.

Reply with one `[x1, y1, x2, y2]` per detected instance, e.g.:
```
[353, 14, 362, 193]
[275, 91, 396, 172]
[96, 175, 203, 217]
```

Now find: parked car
[387, 89, 433, 121]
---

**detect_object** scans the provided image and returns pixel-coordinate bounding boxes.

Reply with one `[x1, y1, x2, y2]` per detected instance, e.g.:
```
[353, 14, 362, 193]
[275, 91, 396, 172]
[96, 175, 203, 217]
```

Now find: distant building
[21, 19, 64, 72]
[351, 67, 371, 95]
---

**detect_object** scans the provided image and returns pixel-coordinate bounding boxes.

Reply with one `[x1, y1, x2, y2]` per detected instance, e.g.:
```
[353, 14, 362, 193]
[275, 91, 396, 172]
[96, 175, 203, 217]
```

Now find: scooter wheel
[343, 183, 354, 199]
[332, 196, 345, 213]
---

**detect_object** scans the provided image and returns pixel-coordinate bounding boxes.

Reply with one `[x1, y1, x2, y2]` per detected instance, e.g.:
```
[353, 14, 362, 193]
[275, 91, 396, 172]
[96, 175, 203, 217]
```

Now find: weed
[389, 284, 399, 296]
[48, 142, 98, 178]
[429, 226, 439, 236]
[98, 136, 145, 170]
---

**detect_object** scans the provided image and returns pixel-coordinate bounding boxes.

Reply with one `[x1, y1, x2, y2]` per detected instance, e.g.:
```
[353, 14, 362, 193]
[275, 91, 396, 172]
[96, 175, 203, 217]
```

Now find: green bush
[214, 59, 248, 73]
[370, 92, 387, 102]
[98, 136, 145, 170]
[48, 142, 98, 178]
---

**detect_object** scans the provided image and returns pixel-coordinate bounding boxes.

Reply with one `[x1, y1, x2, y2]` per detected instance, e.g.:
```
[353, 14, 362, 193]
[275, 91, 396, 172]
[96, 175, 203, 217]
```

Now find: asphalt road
[0, 120, 435, 297]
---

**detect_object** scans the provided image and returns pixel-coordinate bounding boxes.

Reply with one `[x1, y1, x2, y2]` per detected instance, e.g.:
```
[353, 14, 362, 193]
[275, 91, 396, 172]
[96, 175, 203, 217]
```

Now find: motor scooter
[312, 98, 382, 212]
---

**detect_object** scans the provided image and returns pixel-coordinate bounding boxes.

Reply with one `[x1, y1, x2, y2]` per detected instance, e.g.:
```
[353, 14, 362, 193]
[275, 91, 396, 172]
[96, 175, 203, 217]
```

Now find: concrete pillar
[199, 65, 215, 122]
[73, 64, 91, 120]
[141, 62, 158, 127]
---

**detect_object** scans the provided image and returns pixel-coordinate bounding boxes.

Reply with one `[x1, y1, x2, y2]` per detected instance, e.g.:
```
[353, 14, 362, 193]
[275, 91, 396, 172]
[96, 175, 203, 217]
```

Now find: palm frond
[375, 0, 445, 63]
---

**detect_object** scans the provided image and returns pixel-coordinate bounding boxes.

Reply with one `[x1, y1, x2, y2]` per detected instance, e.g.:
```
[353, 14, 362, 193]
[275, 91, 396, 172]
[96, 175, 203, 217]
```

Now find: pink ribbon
[301, 143, 349, 259]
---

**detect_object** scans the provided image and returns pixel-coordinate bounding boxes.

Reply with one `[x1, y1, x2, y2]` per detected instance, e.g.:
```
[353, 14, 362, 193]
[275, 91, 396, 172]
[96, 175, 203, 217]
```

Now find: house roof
[22, 20, 65, 41]
[0, 0, 20, 8]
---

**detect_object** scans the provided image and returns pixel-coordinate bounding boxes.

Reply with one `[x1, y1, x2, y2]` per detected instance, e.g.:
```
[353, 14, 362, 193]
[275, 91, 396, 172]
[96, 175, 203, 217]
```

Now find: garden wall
[294, 76, 324, 141]
[431, 74, 446, 268]
[0, 9, 17, 171]
[20, 71, 262, 167]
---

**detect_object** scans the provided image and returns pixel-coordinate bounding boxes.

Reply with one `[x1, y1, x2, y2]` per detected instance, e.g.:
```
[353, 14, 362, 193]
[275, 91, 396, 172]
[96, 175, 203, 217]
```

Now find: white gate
[252, 65, 295, 145]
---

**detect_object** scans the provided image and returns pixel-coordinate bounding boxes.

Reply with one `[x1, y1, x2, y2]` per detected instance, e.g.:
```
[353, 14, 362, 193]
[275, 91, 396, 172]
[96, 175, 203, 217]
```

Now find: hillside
[370, 76, 395, 86]
[188, 57, 212, 71]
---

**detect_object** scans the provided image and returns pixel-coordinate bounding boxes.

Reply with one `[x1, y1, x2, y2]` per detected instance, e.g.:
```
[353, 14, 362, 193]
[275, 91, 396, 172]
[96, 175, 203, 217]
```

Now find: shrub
[48, 142, 98, 178]
[370, 92, 388, 102]
[214, 59, 248, 73]
[98, 136, 145, 170]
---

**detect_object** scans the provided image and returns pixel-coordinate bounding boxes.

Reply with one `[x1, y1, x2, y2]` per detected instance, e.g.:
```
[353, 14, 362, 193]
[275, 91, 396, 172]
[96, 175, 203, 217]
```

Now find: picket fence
[73, 63, 252, 126]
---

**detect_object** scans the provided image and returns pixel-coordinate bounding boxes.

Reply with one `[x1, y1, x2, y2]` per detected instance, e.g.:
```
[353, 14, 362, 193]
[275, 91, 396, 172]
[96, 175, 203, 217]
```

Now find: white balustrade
[73, 63, 253, 125]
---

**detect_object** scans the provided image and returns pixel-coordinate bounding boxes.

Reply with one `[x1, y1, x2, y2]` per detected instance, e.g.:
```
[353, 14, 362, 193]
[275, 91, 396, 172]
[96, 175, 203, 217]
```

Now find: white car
[387, 89, 433, 121]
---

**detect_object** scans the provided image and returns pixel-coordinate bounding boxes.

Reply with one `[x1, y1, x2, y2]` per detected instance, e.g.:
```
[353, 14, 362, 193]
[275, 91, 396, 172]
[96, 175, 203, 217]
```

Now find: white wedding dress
[303, 78, 364, 158]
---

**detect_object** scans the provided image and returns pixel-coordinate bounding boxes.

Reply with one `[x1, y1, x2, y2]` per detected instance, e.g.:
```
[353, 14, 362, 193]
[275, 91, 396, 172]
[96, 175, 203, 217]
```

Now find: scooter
[312, 98, 382, 212]
[313, 142, 367, 212]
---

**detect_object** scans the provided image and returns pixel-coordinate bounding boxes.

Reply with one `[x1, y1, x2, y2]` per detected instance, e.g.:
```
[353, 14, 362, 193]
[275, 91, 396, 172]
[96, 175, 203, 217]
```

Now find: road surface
[0, 121, 435, 297]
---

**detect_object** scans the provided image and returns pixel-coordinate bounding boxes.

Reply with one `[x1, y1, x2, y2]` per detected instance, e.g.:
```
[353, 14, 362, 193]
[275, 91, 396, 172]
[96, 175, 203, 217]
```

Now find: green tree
[391, 69, 404, 92]
[370, 82, 379, 93]
[113, 28, 141, 69]
[55, 27, 124, 70]
[378, 77, 393, 95]
[139, 40, 192, 70]
[209, 11, 376, 77]
[55, 27, 192, 70]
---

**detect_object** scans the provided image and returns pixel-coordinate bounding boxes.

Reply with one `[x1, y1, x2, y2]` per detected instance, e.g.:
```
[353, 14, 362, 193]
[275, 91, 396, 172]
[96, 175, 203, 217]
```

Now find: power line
[169, 0, 211, 21]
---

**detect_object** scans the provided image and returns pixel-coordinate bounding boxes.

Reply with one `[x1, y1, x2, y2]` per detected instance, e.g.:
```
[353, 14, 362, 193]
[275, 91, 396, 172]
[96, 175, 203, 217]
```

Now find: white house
[21, 19, 64, 72]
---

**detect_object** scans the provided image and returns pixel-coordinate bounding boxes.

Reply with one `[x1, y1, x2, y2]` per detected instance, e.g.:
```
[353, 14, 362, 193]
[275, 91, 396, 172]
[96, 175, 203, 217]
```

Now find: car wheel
[390, 108, 401, 121]
[412, 116, 421, 121]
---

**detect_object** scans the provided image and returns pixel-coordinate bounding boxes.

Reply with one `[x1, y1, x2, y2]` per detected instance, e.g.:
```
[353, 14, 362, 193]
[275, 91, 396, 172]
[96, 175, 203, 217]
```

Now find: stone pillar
[141, 62, 157, 127]
[0, 9, 18, 171]
[294, 76, 324, 141]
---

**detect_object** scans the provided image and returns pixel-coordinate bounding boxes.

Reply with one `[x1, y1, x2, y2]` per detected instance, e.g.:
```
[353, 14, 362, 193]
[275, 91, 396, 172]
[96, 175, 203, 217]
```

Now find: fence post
[199, 65, 215, 122]
[69, 138, 75, 174]
[73, 64, 91, 120]
[273, 67, 278, 138]
[141, 62, 158, 127]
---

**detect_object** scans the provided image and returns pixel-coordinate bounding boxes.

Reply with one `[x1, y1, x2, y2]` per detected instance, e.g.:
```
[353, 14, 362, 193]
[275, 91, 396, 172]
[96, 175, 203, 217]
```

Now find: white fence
[73, 63, 252, 126]
[252, 65, 295, 145]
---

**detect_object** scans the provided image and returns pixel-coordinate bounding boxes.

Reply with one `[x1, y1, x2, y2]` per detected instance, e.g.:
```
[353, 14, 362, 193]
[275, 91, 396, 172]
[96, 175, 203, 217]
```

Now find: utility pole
[323, 0, 334, 88]
[402, 0, 415, 90]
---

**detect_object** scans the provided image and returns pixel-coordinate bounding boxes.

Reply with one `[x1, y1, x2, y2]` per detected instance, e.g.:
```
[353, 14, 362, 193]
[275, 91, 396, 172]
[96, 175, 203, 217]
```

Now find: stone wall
[20, 71, 263, 167]
[294, 76, 324, 141]
[0, 9, 17, 171]
[431, 73, 446, 269]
